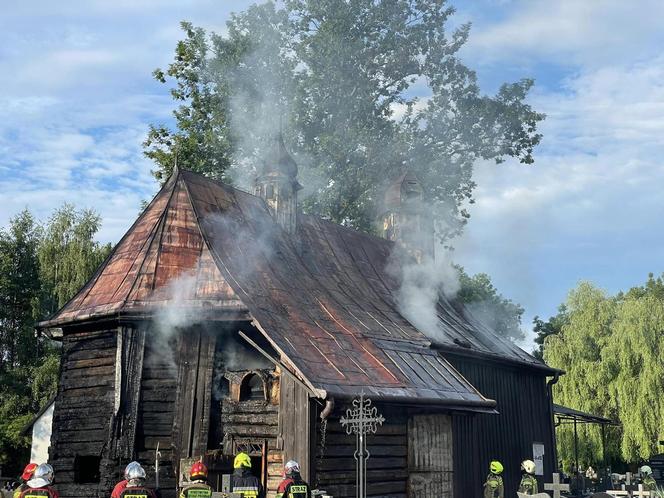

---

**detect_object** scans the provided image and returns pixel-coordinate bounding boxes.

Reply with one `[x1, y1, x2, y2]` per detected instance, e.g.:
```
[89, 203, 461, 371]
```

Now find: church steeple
[380, 171, 433, 262]
[254, 133, 302, 234]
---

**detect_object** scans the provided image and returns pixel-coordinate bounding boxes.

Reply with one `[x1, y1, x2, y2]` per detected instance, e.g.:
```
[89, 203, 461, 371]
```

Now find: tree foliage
[0, 205, 110, 472]
[38, 204, 112, 316]
[457, 269, 525, 342]
[145, 0, 544, 240]
[542, 277, 664, 467]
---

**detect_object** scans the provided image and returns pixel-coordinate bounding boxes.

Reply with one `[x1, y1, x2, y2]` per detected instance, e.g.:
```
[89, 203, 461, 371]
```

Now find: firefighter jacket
[518, 474, 539, 495]
[483, 473, 504, 498]
[119, 485, 158, 498]
[179, 482, 212, 498]
[642, 475, 657, 491]
[230, 468, 264, 498]
[276, 476, 311, 498]
[12, 483, 27, 498]
[111, 480, 128, 498]
[17, 486, 59, 498]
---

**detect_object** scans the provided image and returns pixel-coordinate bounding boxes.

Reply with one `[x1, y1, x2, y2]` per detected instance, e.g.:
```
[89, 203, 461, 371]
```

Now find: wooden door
[408, 414, 454, 498]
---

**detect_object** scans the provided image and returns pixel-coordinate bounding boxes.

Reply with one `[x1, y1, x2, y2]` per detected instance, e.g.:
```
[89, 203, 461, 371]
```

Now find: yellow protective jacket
[483, 473, 504, 498]
[518, 474, 539, 494]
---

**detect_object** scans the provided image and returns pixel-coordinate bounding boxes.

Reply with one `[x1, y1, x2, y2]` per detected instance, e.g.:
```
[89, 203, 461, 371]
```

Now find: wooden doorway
[408, 414, 454, 497]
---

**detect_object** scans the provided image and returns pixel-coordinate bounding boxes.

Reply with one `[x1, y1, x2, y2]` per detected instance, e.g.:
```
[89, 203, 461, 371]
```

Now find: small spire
[172, 150, 179, 177]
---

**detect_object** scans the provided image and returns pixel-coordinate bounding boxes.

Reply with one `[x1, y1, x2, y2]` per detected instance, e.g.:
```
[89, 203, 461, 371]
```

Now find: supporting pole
[573, 418, 579, 472]
[601, 423, 606, 467]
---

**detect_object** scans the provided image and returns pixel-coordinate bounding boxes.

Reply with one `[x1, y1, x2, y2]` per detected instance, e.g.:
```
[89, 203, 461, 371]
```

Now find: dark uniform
[483, 473, 504, 498]
[119, 486, 158, 498]
[18, 487, 59, 498]
[518, 474, 539, 495]
[276, 476, 311, 498]
[180, 483, 212, 498]
[230, 468, 263, 498]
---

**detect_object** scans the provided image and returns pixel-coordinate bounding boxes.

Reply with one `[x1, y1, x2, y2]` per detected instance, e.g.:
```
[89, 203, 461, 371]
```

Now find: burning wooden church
[38, 138, 561, 498]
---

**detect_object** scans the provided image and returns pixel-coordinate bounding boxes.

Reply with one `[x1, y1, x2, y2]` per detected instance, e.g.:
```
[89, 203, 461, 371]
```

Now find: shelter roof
[40, 168, 552, 406]
[553, 404, 619, 425]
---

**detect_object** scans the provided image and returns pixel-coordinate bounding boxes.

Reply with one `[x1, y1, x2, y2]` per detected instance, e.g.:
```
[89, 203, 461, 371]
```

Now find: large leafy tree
[0, 205, 111, 472]
[38, 204, 112, 316]
[542, 277, 664, 467]
[145, 0, 544, 240]
[457, 269, 525, 342]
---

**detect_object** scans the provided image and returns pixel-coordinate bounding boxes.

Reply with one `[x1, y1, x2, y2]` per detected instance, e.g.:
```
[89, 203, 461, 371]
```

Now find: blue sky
[2, 0, 663, 348]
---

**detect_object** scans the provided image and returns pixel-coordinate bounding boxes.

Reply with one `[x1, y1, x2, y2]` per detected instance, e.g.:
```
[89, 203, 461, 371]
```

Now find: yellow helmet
[234, 452, 252, 469]
[490, 461, 504, 474]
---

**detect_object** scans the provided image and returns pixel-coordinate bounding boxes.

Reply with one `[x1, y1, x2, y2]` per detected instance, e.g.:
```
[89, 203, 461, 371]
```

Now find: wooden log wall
[220, 371, 281, 497]
[313, 404, 409, 498]
[134, 340, 179, 498]
[49, 329, 117, 498]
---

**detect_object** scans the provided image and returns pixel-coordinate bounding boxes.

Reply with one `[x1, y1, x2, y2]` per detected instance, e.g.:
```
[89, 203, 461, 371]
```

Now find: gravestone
[545, 473, 570, 498]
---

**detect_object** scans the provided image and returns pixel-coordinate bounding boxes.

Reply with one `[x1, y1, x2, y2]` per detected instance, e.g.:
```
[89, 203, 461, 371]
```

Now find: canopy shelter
[553, 404, 620, 471]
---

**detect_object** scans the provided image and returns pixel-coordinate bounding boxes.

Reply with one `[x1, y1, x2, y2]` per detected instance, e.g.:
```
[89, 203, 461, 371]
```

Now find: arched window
[239, 373, 265, 401]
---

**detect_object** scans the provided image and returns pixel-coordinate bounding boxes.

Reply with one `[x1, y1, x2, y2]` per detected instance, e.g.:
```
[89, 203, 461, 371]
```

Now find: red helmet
[190, 462, 208, 480]
[21, 463, 38, 481]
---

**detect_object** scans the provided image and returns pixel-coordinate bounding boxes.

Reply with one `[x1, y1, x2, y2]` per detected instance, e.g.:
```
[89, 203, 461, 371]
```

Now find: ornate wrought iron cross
[340, 393, 385, 498]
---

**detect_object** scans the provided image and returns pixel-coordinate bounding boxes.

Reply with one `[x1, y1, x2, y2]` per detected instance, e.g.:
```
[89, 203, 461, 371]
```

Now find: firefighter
[518, 460, 539, 495]
[119, 462, 157, 498]
[18, 464, 58, 498]
[13, 463, 38, 498]
[179, 462, 212, 498]
[640, 465, 657, 491]
[276, 461, 311, 498]
[483, 461, 504, 498]
[230, 453, 263, 498]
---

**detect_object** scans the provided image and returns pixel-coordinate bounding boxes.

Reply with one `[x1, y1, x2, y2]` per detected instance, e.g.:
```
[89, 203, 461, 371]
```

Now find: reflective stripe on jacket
[179, 483, 212, 498]
[276, 477, 310, 498]
[18, 486, 59, 498]
[483, 473, 504, 498]
[518, 474, 539, 494]
[230, 469, 263, 498]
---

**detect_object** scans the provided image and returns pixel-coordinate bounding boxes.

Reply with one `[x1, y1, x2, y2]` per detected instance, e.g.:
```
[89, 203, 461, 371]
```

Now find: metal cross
[544, 473, 570, 498]
[340, 393, 385, 498]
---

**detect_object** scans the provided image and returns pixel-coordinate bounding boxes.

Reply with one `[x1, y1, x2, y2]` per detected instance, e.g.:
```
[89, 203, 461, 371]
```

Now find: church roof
[39, 169, 552, 407]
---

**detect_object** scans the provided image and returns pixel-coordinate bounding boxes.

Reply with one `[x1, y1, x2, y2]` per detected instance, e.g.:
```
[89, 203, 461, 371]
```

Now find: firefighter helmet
[21, 463, 38, 481]
[234, 452, 252, 469]
[521, 460, 536, 474]
[490, 461, 504, 475]
[640, 465, 653, 476]
[124, 461, 146, 481]
[284, 460, 300, 477]
[190, 461, 208, 480]
[30, 464, 54, 487]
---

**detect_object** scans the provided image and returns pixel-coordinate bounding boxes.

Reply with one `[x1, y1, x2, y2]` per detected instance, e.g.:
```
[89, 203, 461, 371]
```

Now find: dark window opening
[74, 455, 101, 483]
[239, 373, 265, 401]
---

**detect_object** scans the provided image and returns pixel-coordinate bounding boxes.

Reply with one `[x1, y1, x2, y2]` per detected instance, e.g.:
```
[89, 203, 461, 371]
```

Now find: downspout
[547, 372, 561, 472]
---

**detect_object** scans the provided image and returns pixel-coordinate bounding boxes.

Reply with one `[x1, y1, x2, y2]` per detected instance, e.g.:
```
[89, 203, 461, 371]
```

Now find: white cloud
[463, 0, 664, 67]
[455, 55, 664, 343]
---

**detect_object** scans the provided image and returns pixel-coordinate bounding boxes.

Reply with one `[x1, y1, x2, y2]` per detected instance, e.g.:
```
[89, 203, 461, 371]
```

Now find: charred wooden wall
[221, 370, 281, 495]
[313, 404, 410, 498]
[445, 354, 555, 498]
[134, 340, 178, 496]
[49, 329, 117, 498]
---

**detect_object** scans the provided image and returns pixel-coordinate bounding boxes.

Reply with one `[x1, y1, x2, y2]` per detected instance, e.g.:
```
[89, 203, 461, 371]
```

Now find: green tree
[542, 277, 664, 466]
[457, 269, 525, 342]
[0, 210, 42, 371]
[146, 0, 544, 240]
[38, 204, 112, 316]
[532, 304, 569, 360]
[0, 205, 111, 471]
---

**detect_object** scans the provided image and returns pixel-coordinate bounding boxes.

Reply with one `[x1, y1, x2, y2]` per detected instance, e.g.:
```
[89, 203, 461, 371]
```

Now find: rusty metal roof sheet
[40, 168, 550, 405]
[38, 172, 245, 328]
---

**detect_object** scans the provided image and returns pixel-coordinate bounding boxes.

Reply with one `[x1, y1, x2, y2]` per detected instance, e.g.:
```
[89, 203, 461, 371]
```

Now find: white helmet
[124, 461, 146, 482]
[28, 464, 54, 487]
[284, 460, 300, 476]
[640, 465, 652, 476]
[521, 460, 536, 474]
